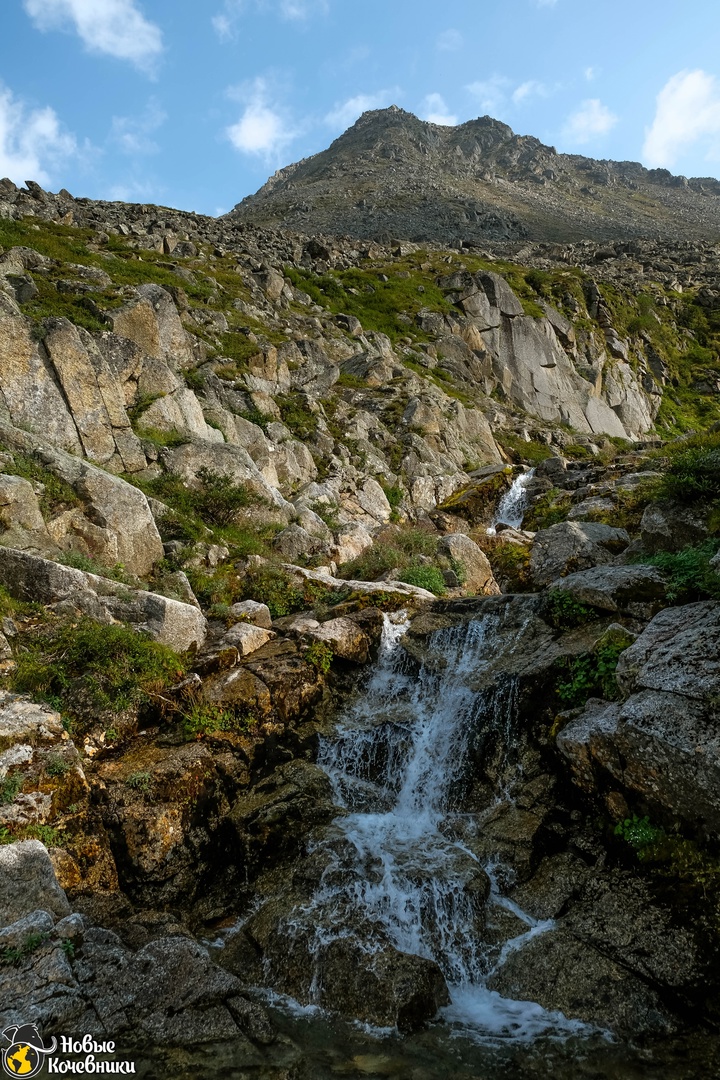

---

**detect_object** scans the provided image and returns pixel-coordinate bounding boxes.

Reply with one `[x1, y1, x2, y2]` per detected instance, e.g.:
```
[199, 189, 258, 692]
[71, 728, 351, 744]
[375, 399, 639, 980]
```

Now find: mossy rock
[438, 467, 514, 523]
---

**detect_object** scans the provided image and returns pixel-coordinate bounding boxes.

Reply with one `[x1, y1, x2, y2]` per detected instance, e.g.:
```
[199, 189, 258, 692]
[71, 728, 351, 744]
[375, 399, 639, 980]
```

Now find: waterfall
[297, 612, 588, 1042]
[487, 468, 535, 534]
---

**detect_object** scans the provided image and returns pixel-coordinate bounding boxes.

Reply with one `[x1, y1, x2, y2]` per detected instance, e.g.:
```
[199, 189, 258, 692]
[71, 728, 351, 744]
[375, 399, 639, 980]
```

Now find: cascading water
[294, 612, 589, 1042]
[487, 468, 535, 534]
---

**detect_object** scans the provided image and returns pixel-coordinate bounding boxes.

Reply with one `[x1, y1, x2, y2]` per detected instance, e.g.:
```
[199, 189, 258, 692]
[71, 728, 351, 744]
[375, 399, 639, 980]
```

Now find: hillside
[226, 106, 720, 245]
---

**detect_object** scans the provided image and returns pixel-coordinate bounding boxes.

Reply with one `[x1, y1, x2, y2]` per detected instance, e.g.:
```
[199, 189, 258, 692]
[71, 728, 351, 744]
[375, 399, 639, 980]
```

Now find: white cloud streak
[226, 77, 295, 157]
[23, 0, 163, 72]
[512, 80, 552, 105]
[466, 76, 511, 115]
[643, 69, 720, 169]
[0, 83, 77, 186]
[436, 29, 462, 51]
[562, 98, 618, 144]
[111, 100, 166, 155]
[421, 93, 457, 126]
[213, 0, 328, 39]
[325, 90, 400, 131]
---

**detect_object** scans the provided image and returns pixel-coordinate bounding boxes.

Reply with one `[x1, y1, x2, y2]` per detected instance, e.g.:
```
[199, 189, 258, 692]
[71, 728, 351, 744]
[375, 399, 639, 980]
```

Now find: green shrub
[0, 451, 79, 516]
[10, 618, 185, 716]
[638, 541, 720, 602]
[614, 814, 664, 850]
[126, 771, 153, 793]
[180, 702, 253, 740]
[45, 755, 71, 778]
[0, 775, 22, 805]
[306, 641, 334, 673]
[556, 638, 629, 706]
[191, 468, 260, 526]
[659, 434, 720, 503]
[398, 566, 446, 595]
[235, 564, 304, 619]
[544, 589, 597, 629]
[340, 527, 437, 582]
[276, 394, 318, 439]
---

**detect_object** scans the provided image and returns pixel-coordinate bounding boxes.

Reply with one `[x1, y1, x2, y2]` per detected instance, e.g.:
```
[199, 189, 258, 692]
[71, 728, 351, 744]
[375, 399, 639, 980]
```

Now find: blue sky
[2, 0, 720, 217]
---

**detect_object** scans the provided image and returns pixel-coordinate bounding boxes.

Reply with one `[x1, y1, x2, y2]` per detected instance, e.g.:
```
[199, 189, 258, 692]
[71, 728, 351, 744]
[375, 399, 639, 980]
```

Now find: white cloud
[226, 78, 295, 157]
[213, 0, 328, 38]
[535, 0, 558, 6]
[562, 98, 618, 144]
[584, 66, 596, 82]
[643, 69, 720, 169]
[325, 90, 399, 131]
[0, 83, 76, 186]
[512, 80, 552, 105]
[437, 28, 462, 51]
[23, 0, 162, 73]
[421, 93, 457, 126]
[111, 99, 166, 155]
[279, 0, 328, 18]
[466, 75, 511, 115]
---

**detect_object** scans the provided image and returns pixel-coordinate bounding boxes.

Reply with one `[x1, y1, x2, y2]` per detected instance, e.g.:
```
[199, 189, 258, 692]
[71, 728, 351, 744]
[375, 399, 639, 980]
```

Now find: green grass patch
[9, 617, 186, 716]
[636, 541, 720, 603]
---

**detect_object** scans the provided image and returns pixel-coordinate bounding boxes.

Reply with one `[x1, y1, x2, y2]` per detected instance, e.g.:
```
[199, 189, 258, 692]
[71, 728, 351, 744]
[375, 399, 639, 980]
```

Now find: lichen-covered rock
[547, 564, 667, 615]
[0, 549, 206, 651]
[0, 840, 71, 924]
[530, 521, 630, 587]
[558, 602, 720, 835]
[303, 616, 370, 663]
[438, 533, 500, 594]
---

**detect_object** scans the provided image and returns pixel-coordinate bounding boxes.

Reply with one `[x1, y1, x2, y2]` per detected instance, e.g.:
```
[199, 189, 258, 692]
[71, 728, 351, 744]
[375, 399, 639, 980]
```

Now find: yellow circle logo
[2, 1044, 42, 1078]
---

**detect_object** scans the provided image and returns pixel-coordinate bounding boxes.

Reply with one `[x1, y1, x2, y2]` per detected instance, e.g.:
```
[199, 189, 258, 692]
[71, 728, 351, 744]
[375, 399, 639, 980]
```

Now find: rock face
[0, 841, 274, 1049]
[530, 521, 630, 587]
[558, 602, 720, 835]
[548, 564, 668, 616]
[0, 548, 206, 651]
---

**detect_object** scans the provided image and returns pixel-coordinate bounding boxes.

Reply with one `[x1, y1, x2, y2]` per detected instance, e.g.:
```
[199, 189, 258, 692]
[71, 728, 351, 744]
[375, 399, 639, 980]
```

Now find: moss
[306, 641, 334, 673]
[276, 394, 318, 439]
[498, 434, 554, 467]
[486, 541, 532, 592]
[180, 702, 255, 740]
[524, 488, 572, 530]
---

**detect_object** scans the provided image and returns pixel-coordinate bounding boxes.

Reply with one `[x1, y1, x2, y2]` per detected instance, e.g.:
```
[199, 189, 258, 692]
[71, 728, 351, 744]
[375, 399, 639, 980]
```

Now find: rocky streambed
[3, 570, 720, 1077]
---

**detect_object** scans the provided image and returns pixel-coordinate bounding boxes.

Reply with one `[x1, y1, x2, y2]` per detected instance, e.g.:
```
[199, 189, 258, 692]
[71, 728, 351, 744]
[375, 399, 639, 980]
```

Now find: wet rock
[487, 924, 674, 1037]
[530, 521, 630, 587]
[228, 760, 336, 876]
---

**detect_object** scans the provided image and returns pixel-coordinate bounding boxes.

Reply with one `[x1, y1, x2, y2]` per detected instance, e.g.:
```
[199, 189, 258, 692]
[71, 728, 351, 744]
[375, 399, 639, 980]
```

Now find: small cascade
[293, 612, 587, 1042]
[487, 468, 535, 534]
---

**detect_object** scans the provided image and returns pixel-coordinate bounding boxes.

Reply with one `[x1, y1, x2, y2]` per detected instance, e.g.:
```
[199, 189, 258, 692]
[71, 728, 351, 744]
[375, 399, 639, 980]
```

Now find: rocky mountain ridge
[227, 106, 720, 246]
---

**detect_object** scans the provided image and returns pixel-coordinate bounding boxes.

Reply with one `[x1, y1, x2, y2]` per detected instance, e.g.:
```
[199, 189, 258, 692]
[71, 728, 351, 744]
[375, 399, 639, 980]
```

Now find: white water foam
[295, 611, 591, 1043]
[487, 468, 535, 535]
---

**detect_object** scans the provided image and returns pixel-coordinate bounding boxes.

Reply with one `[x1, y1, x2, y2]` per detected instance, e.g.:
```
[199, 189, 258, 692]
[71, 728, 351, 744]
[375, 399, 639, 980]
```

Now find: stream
[163, 611, 717, 1079]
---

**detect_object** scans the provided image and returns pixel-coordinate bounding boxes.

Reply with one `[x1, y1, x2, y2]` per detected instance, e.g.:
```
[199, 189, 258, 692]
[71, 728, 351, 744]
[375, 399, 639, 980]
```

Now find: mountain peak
[226, 107, 720, 245]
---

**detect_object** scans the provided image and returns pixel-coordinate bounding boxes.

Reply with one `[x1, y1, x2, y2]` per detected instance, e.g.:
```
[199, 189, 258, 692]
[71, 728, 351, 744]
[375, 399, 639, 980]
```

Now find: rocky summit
[227, 106, 720, 246]
[1, 163, 720, 1079]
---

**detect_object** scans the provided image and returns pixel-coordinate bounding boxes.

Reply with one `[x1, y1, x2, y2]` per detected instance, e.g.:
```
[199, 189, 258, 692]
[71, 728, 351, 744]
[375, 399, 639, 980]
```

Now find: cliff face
[226, 106, 720, 245]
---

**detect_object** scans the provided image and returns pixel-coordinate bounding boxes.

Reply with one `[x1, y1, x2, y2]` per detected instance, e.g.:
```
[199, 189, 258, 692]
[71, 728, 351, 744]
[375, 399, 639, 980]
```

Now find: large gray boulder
[547, 564, 667, 615]
[0, 840, 71, 925]
[530, 521, 630, 587]
[438, 533, 500, 594]
[0, 548, 206, 651]
[558, 602, 720, 834]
